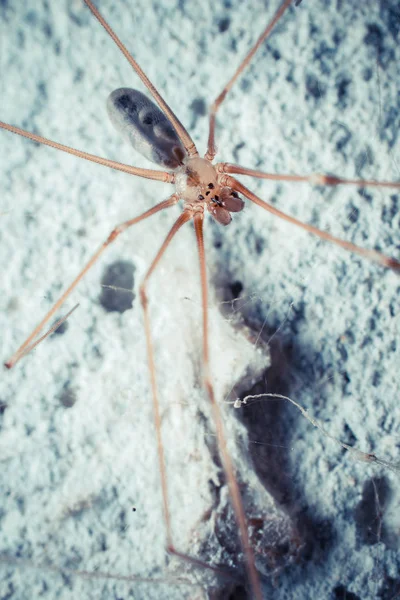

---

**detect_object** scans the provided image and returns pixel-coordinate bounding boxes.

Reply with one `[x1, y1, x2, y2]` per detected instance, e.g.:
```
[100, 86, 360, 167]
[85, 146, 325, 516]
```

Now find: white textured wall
[1, 1, 399, 599]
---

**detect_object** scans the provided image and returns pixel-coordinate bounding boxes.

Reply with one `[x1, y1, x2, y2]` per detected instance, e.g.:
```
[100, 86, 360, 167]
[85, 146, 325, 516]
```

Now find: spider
[1, 1, 399, 598]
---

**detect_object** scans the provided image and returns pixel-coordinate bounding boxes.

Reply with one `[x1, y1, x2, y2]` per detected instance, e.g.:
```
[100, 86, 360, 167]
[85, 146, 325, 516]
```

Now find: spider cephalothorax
[175, 157, 244, 224]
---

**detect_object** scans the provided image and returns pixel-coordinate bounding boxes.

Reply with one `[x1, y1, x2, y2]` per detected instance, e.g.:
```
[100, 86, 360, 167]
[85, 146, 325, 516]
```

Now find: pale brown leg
[205, 0, 293, 161]
[218, 163, 400, 190]
[0, 121, 173, 183]
[5, 195, 179, 368]
[222, 175, 400, 272]
[193, 212, 263, 600]
[0, 554, 199, 588]
[139, 211, 240, 586]
[83, 0, 198, 158]
[139, 210, 193, 550]
[11, 304, 80, 364]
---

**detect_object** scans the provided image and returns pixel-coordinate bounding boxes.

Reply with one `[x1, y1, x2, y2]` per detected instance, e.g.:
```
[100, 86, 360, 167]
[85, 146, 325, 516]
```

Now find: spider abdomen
[107, 88, 186, 169]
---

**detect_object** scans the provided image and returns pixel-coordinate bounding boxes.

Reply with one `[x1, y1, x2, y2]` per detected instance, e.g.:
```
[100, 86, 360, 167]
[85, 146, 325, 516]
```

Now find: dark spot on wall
[230, 280, 243, 299]
[379, 105, 400, 149]
[361, 335, 372, 348]
[342, 423, 357, 446]
[232, 141, 245, 163]
[42, 21, 52, 39]
[357, 188, 373, 205]
[330, 121, 351, 156]
[336, 338, 348, 362]
[379, 0, 400, 42]
[336, 75, 351, 108]
[218, 17, 230, 33]
[67, 4, 90, 27]
[98, 532, 107, 552]
[332, 28, 345, 47]
[389, 295, 398, 318]
[118, 509, 127, 534]
[0, 582, 15, 600]
[347, 203, 359, 224]
[341, 370, 351, 395]
[270, 47, 281, 61]
[59, 383, 78, 408]
[99, 260, 135, 313]
[190, 97, 206, 117]
[38, 81, 47, 100]
[343, 329, 355, 345]
[364, 23, 395, 69]
[0, 400, 8, 431]
[305, 73, 326, 101]
[354, 149, 374, 177]
[333, 585, 361, 600]
[255, 235, 264, 255]
[372, 370, 381, 387]
[368, 315, 376, 331]
[17, 29, 25, 49]
[74, 67, 84, 83]
[333, 259, 348, 285]
[364, 23, 384, 54]
[239, 77, 251, 93]
[24, 10, 37, 26]
[51, 318, 68, 336]
[381, 195, 398, 225]
[362, 67, 373, 82]
[312, 40, 336, 76]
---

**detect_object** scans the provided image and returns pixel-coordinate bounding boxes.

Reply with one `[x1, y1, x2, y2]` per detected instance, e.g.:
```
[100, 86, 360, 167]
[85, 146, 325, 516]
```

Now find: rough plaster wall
[0, 1, 399, 599]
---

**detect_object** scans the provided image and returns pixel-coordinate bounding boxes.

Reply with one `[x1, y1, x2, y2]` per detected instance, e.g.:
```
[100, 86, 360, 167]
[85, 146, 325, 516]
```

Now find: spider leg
[193, 212, 263, 600]
[218, 163, 400, 190]
[224, 176, 400, 273]
[0, 122, 173, 183]
[83, 0, 198, 157]
[5, 195, 179, 368]
[205, 0, 293, 161]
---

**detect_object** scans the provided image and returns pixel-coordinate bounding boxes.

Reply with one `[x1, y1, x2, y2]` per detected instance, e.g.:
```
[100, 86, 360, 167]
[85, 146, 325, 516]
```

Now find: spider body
[1, 1, 399, 599]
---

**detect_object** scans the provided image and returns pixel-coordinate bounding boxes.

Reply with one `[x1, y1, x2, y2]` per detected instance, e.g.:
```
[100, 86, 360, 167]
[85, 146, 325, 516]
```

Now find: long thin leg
[0, 122, 173, 183]
[206, 0, 293, 161]
[139, 211, 193, 549]
[0, 554, 198, 588]
[83, 0, 198, 158]
[139, 212, 240, 585]
[12, 304, 80, 364]
[193, 212, 263, 600]
[218, 163, 400, 190]
[222, 175, 400, 272]
[5, 195, 179, 369]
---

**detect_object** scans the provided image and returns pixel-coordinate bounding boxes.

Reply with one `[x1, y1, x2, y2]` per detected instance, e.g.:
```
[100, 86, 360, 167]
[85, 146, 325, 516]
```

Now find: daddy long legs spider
[1, 0, 399, 598]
